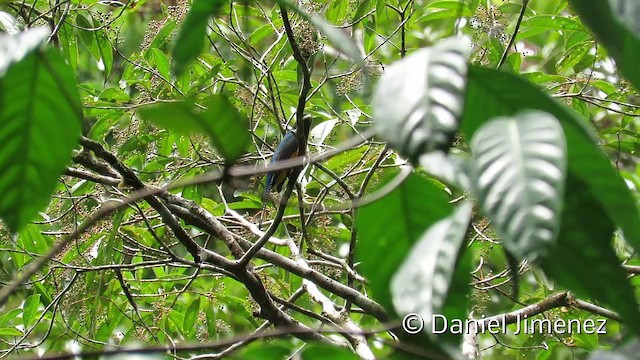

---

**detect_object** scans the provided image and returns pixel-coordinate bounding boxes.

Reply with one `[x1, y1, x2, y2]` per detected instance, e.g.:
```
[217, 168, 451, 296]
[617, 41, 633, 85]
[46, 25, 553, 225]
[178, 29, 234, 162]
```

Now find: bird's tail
[259, 190, 269, 228]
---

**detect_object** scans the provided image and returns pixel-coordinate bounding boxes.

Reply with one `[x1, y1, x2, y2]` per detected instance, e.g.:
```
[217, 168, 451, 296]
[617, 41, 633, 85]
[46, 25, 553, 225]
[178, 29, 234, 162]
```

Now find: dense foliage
[1, 0, 640, 359]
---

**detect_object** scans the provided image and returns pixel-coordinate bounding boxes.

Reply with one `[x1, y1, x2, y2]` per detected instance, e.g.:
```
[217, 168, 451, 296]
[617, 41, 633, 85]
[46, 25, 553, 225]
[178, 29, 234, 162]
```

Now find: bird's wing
[264, 131, 299, 197]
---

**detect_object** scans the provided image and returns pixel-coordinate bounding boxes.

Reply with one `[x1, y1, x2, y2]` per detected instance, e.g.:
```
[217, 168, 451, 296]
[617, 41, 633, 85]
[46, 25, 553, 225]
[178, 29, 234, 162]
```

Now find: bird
[262, 114, 312, 202]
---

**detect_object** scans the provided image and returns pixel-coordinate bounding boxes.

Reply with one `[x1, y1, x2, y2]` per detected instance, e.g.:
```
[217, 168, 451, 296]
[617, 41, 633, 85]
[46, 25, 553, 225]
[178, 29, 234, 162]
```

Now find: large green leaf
[542, 174, 640, 334]
[356, 171, 458, 357]
[470, 111, 566, 262]
[372, 37, 470, 160]
[138, 95, 250, 163]
[568, 0, 640, 90]
[172, 0, 226, 75]
[0, 29, 83, 231]
[462, 66, 640, 264]
[356, 172, 453, 311]
[462, 66, 640, 335]
[390, 202, 472, 345]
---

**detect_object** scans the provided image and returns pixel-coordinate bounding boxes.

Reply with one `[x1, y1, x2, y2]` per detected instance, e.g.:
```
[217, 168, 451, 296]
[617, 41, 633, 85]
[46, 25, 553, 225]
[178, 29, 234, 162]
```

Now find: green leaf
[0, 32, 83, 231]
[172, 0, 225, 75]
[390, 202, 472, 344]
[149, 48, 171, 80]
[555, 41, 592, 74]
[520, 15, 588, 33]
[99, 87, 130, 103]
[237, 342, 294, 359]
[138, 95, 250, 163]
[568, 0, 640, 90]
[183, 297, 201, 336]
[22, 294, 40, 328]
[470, 111, 567, 262]
[463, 66, 640, 335]
[372, 37, 470, 160]
[76, 13, 113, 81]
[427, 0, 470, 12]
[149, 20, 177, 50]
[419, 7, 473, 23]
[542, 174, 640, 334]
[103, 210, 125, 265]
[462, 66, 640, 268]
[357, 172, 453, 311]
[32, 282, 52, 307]
[18, 225, 51, 255]
[352, 0, 372, 22]
[57, 23, 78, 71]
[326, 0, 349, 24]
[0, 308, 22, 326]
[0, 327, 22, 336]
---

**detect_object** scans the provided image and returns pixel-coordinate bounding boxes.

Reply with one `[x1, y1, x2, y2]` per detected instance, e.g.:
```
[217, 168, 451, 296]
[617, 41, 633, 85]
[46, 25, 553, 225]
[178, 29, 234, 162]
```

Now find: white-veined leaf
[373, 37, 470, 160]
[390, 202, 472, 335]
[0, 11, 21, 34]
[419, 150, 472, 190]
[470, 111, 567, 262]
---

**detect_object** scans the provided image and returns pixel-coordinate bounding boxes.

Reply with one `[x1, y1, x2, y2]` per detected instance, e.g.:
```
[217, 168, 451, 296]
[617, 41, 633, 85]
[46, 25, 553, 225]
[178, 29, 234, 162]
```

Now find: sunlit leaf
[22, 294, 40, 328]
[183, 297, 201, 336]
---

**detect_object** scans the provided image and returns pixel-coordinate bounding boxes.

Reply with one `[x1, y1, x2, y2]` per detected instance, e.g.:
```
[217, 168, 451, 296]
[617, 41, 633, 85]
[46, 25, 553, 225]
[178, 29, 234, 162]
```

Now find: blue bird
[263, 115, 312, 201]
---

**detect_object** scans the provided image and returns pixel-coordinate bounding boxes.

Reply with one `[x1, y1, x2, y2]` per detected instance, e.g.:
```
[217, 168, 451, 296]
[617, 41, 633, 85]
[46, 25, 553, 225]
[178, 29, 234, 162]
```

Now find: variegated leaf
[391, 202, 472, 335]
[470, 111, 567, 262]
[373, 37, 470, 160]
